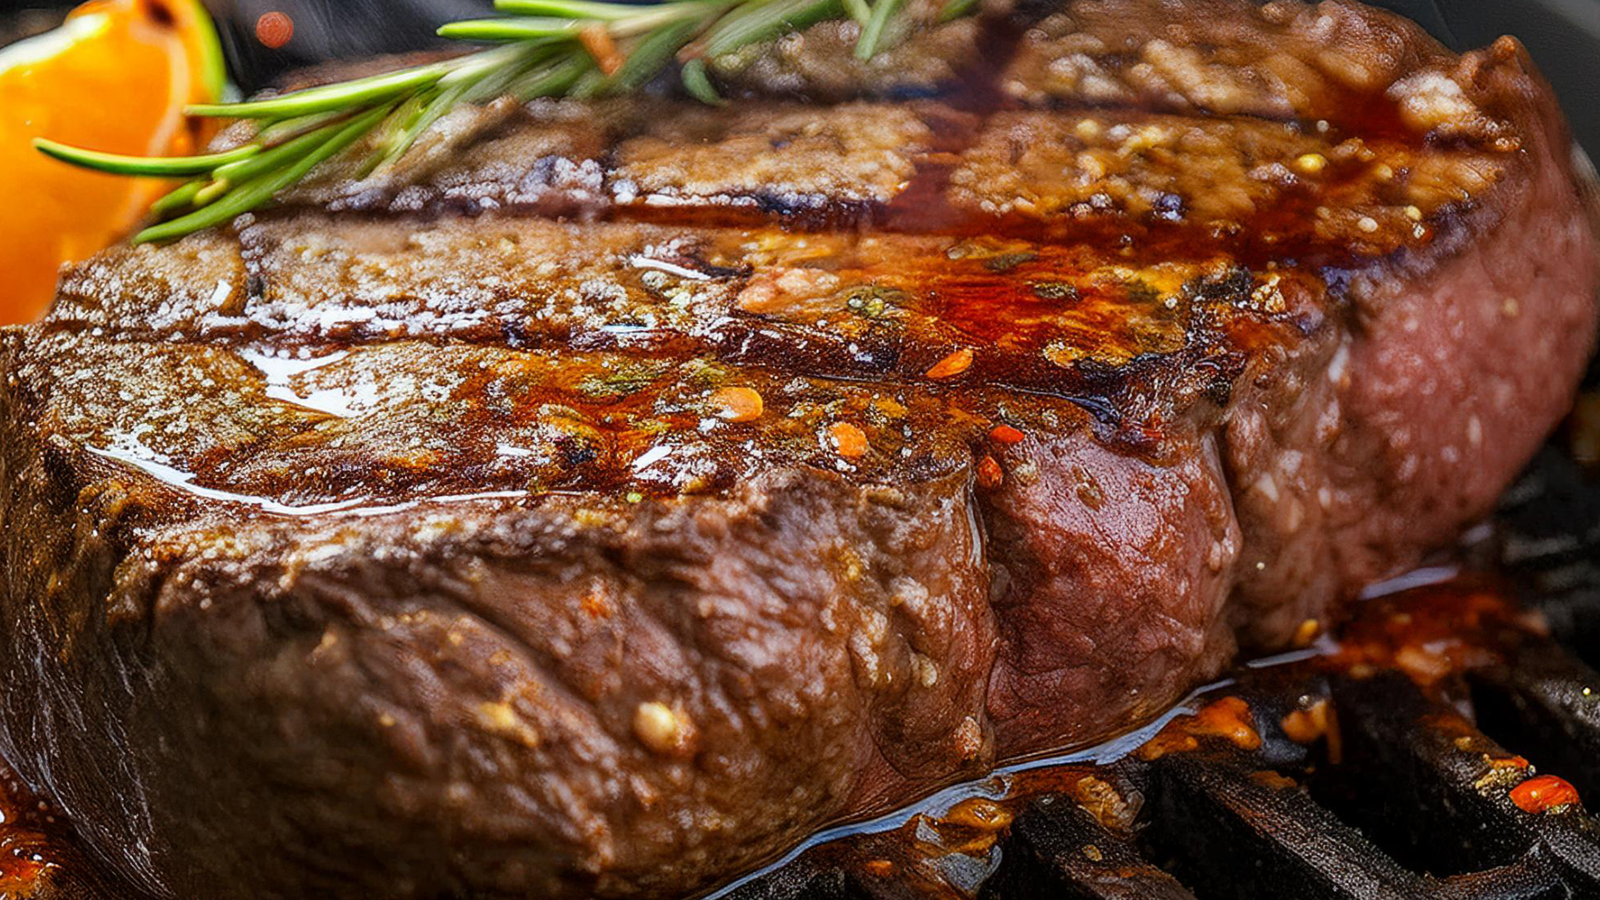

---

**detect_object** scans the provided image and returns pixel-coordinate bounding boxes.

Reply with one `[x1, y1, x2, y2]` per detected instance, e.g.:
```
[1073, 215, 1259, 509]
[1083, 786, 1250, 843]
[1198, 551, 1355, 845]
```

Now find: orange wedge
[0, 0, 226, 324]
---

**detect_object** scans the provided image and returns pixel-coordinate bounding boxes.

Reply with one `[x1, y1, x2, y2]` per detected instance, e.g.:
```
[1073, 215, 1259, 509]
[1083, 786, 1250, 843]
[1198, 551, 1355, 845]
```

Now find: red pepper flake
[977, 454, 1004, 489]
[925, 348, 974, 380]
[708, 386, 764, 423]
[1486, 754, 1532, 774]
[1510, 775, 1581, 814]
[579, 24, 624, 75]
[990, 424, 1026, 445]
[579, 589, 612, 620]
[828, 422, 868, 459]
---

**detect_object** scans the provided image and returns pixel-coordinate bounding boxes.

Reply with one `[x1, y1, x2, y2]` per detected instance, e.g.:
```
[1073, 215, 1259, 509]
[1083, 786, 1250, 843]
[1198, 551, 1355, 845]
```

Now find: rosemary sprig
[34, 0, 973, 244]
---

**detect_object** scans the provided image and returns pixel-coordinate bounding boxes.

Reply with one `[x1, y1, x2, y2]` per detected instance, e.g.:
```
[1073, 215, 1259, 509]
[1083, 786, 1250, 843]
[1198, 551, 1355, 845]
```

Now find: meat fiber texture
[1, 1, 1597, 897]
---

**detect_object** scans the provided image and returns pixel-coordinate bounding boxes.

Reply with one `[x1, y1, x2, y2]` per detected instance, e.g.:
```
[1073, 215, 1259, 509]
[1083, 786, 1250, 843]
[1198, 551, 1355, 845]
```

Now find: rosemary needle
[135, 103, 398, 244]
[855, 0, 906, 60]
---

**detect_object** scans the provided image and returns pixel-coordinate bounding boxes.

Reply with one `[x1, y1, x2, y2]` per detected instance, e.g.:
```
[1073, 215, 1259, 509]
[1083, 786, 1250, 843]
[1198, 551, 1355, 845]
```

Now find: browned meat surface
[1, 1, 1596, 899]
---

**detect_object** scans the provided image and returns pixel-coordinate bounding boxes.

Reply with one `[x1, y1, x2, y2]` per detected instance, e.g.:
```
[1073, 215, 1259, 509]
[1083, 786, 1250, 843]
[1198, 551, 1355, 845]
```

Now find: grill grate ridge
[720, 606, 1600, 900]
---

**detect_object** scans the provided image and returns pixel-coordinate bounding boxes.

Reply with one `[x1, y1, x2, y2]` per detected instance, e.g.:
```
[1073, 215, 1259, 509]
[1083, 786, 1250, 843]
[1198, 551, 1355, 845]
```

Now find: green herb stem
[695, 0, 843, 59]
[32, 139, 261, 176]
[679, 58, 725, 104]
[186, 60, 454, 119]
[935, 0, 978, 22]
[496, 0, 688, 20]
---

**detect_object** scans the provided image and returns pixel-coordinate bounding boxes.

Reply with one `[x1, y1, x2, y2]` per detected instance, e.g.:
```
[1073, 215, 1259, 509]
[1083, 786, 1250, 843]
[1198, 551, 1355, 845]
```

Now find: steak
[2, 1, 1597, 898]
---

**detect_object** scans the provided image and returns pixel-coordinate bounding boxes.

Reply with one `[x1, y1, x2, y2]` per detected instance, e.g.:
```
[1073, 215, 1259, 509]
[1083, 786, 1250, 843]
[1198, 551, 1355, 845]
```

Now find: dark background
[4, 0, 1598, 154]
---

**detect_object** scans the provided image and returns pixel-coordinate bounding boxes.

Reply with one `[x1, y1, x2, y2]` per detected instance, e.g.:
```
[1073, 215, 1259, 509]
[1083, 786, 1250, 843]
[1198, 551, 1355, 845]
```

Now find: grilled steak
[2, 1, 1597, 898]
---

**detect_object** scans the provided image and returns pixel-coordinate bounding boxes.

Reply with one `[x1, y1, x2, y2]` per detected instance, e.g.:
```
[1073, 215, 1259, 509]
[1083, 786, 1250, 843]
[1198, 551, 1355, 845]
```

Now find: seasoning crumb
[1294, 153, 1327, 175]
[827, 422, 868, 458]
[982, 252, 1037, 273]
[954, 715, 984, 760]
[1292, 618, 1320, 647]
[991, 424, 1026, 445]
[1030, 281, 1078, 302]
[476, 701, 540, 749]
[708, 386, 764, 423]
[925, 348, 974, 380]
[977, 455, 1004, 489]
[633, 701, 694, 756]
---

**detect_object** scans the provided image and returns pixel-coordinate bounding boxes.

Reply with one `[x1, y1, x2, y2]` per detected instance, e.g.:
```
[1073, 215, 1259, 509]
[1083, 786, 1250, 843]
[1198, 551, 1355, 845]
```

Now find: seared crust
[2, 2, 1597, 899]
[50, 217, 1319, 446]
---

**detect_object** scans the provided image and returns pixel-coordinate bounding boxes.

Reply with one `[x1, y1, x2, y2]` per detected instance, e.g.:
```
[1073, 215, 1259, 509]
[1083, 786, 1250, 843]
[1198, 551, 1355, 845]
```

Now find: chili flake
[1510, 775, 1580, 814]
[828, 422, 868, 458]
[926, 348, 974, 380]
[709, 386, 764, 422]
[977, 455, 1004, 488]
[991, 424, 1025, 445]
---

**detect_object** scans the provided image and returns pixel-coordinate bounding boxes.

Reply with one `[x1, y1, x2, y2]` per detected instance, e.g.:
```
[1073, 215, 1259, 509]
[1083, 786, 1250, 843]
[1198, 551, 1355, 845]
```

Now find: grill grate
[719, 586, 1600, 900]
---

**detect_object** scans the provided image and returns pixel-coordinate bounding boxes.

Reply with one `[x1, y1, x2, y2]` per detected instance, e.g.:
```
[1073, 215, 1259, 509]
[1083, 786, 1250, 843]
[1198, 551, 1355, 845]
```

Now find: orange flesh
[0, 0, 221, 324]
